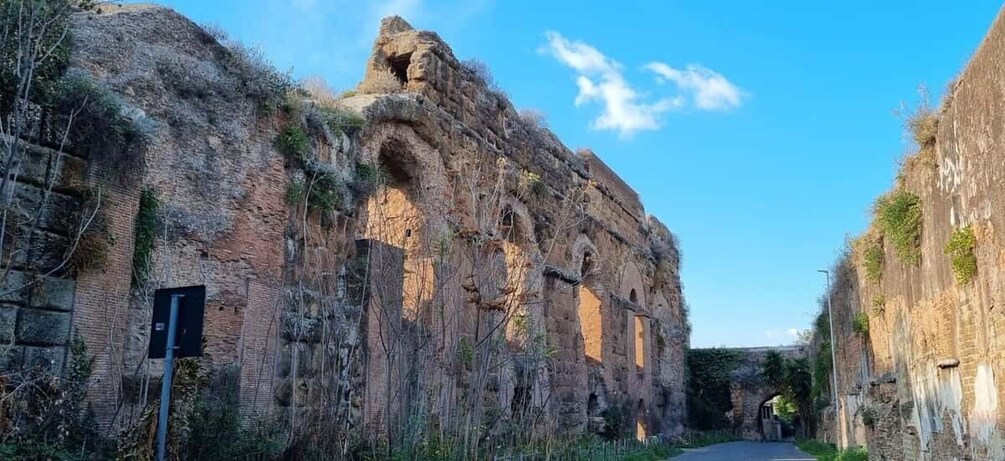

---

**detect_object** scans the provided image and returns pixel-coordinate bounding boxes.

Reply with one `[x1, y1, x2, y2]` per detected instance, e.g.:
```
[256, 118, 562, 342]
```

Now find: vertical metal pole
[820, 270, 840, 446]
[156, 294, 183, 461]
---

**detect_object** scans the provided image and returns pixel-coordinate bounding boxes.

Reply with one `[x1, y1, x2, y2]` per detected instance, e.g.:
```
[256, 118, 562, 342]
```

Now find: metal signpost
[148, 285, 206, 461]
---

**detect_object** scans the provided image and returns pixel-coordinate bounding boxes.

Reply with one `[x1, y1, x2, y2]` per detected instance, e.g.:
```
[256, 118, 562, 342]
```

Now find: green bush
[325, 106, 366, 136]
[287, 173, 344, 213]
[852, 312, 869, 336]
[274, 126, 310, 162]
[183, 366, 286, 460]
[131, 188, 158, 287]
[874, 191, 923, 264]
[862, 241, 884, 282]
[0, 334, 114, 460]
[945, 226, 977, 284]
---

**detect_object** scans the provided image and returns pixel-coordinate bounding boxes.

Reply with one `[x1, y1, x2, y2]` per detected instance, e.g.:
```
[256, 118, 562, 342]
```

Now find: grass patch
[796, 440, 868, 461]
[862, 241, 884, 283]
[131, 188, 158, 287]
[874, 191, 922, 265]
[852, 312, 869, 336]
[945, 226, 977, 285]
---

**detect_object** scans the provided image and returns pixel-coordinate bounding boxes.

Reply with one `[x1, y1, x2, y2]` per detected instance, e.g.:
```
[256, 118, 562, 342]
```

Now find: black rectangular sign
[147, 285, 206, 359]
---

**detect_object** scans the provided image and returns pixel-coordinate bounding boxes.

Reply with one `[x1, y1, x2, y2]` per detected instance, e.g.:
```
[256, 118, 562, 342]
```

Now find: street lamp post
[818, 269, 840, 443]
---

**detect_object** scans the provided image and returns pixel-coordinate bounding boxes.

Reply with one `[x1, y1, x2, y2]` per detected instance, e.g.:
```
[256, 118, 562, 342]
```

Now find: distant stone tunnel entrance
[687, 346, 807, 440]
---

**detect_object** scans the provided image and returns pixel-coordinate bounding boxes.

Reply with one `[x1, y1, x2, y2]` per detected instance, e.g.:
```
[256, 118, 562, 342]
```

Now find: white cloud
[542, 32, 677, 138]
[645, 62, 744, 111]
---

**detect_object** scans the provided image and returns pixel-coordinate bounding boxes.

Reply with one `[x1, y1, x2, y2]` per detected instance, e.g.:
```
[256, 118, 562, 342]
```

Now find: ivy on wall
[686, 348, 742, 430]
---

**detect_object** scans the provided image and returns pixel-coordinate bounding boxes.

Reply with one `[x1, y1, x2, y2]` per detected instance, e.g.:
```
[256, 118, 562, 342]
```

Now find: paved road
[671, 441, 815, 461]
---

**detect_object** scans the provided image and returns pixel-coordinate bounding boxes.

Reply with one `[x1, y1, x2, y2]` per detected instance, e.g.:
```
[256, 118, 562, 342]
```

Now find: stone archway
[689, 345, 808, 440]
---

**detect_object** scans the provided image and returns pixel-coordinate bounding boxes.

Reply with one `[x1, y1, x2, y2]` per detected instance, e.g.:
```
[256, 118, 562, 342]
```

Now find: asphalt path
[670, 441, 816, 461]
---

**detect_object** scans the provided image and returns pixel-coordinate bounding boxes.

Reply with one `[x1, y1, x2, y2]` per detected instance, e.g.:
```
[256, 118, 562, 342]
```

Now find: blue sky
[144, 0, 1002, 347]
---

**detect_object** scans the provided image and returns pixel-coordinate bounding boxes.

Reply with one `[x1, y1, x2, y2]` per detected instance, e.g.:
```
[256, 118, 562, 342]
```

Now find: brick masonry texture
[816, 6, 1005, 460]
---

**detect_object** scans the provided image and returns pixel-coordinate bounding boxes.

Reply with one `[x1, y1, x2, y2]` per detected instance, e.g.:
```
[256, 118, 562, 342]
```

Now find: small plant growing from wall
[274, 126, 309, 162]
[874, 191, 922, 264]
[852, 312, 870, 337]
[945, 226, 977, 285]
[131, 188, 159, 287]
[862, 240, 884, 283]
[872, 294, 885, 314]
[860, 405, 877, 428]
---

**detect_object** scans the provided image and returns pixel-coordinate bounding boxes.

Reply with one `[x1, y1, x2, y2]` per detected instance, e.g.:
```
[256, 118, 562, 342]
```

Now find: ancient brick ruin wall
[821, 6, 1005, 460]
[0, 5, 688, 441]
[351, 16, 688, 437]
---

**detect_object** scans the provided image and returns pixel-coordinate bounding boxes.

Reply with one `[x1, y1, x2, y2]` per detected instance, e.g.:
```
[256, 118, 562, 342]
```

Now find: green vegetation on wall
[852, 312, 869, 336]
[945, 226, 977, 285]
[811, 309, 832, 404]
[686, 348, 741, 430]
[862, 241, 884, 283]
[275, 126, 310, 162]
[131, 188, 159, 287]
[874, 191, 923, 265]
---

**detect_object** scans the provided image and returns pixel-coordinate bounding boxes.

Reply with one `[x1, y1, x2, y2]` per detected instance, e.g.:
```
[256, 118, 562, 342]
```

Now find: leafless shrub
[303, 75, 340, 108]
[518, 109, 548, 131]
[358, 69, 403, 95]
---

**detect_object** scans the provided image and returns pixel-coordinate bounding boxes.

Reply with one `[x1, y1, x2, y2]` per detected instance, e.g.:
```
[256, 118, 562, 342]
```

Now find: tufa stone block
[30, 276, 75, 312]
[0, 345, 24, 370]
[0, 305, 16, 343]
[0, 270, 27, 303]
[16, 308, 71, 346]
[22, 345, 65, 373]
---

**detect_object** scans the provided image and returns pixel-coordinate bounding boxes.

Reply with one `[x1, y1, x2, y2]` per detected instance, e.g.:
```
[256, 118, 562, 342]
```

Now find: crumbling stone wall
[0, 136, 85, 374]
[349, 16, 689, 438]
[3, 4, 688, 444]
[820, 6, 1005, 460]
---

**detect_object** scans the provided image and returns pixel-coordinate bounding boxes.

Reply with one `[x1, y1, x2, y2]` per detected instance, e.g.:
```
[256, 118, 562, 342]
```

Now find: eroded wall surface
[821, 6, 1005, 460]
[0, 5, 689, 441]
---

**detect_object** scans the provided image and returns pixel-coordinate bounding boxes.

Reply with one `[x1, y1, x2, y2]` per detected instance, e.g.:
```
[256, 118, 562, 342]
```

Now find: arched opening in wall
[578, 251, 603, 364]
[636, 399, 648, 440]
[364, 138, 432, 321]
[758, 394, 800, 441]
[634, 316, 646, 372]
[387, 53, 411, 85]
[499, 204, 535, 345]
[587, 392, 599, 417]
[629, 288, 638, 304]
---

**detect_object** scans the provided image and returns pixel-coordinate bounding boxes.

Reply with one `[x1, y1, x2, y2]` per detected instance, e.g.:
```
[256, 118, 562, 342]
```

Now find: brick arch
[498, 196, 537, 246]
[360, 125, 451, 245]
[619, 261, 646, 308]
[569, 235, 604, 364]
